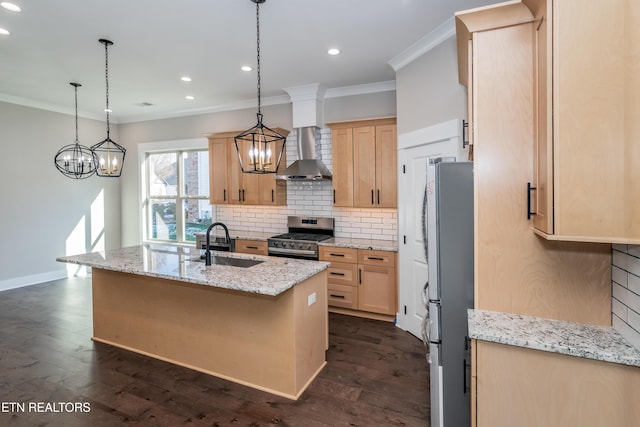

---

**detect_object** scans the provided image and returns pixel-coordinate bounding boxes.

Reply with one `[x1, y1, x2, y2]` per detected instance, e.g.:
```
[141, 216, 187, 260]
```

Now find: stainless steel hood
[276, 126, 332, 180]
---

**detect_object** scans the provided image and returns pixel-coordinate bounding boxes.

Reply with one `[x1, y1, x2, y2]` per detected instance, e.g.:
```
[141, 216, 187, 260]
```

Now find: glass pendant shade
[54, 82, 97, 179]
[234, 0, 286, 174]
[92, 38, 125, 178]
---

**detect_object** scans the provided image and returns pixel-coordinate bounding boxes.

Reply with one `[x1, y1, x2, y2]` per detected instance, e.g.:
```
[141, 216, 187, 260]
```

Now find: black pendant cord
[255, 0, 262, 121]
[104, 40, 111, 139]
[73, 83, 80, 144]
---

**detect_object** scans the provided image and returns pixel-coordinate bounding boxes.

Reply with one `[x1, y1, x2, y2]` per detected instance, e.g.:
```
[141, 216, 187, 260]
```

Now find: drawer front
[358, 249, 396, 267]
[326, 262, 357, 286]
[327, 283, 358, 309]
[319, 246, 357, 263]
[235, 239, 268, 256]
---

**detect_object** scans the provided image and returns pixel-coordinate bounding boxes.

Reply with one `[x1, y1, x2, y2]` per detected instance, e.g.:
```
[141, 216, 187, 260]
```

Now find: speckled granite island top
[57, 244, 328, 297]
[469, 309, 640, 367]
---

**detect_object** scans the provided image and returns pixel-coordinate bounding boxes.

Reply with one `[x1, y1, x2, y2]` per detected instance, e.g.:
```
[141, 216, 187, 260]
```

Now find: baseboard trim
[0, 270, 68, 292]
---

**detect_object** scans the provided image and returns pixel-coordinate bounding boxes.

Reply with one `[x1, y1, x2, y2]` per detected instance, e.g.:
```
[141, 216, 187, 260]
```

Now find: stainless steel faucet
[204, 222, 231, 266]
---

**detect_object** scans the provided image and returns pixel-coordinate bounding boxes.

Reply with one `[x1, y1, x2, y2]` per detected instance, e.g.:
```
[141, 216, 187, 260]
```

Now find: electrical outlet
[308, 292, 316, 306]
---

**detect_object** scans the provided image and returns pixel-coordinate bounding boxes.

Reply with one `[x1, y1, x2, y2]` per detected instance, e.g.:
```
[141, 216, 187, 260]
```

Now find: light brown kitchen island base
[91, 268, 328, 400]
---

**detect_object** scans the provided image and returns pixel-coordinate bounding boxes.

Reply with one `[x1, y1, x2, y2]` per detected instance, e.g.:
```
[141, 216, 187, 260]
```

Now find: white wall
[395, 37, 467, 135]
[0, 101, 122, 290]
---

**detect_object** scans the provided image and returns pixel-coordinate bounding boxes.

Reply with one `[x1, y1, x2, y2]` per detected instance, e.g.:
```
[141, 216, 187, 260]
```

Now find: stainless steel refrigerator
[422, 158, 474, 427]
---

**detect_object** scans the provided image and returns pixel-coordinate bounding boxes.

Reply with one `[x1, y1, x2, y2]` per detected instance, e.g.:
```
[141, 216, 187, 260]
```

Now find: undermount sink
[193, 255, 263, 268]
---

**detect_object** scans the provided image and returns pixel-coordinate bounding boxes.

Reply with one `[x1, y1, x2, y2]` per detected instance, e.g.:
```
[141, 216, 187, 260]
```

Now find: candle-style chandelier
[54, 83, 97, 179]
[234, 0, 286, 174]
[91, 38, 126, 177]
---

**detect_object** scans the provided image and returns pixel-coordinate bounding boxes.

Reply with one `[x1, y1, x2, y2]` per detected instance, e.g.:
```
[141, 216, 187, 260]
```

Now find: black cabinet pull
[223, 189, 226, 202]
[527, 182, 537, 220]
[333, 189, 336, 204]
[367, 256, 385, 261]
[330, 272, 345, 276]
[246, 245, 258, 250]
[242, 189, 245, 202]
[238, 189, 241, 201]
[330, 253, 345, 257]
[377, 189, 380, 205]
[462, 119, 470, 148]
[371, 189, 374, 204]
[358, 268, 362, 284]
[271, 189, 274, 203]
[330, 294, 345, 299]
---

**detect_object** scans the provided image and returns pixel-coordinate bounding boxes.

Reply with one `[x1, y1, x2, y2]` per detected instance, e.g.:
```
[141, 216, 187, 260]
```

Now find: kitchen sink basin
[193, 256, 263, 268]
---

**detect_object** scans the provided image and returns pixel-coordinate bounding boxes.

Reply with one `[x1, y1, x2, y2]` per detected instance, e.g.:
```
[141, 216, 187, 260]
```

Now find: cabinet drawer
[326, 262, 357, 286]
[327, 283, 358, 309]
[235, 239, 268, 256]
[319, 246, 357, 263]
[358, 249, 395, 267]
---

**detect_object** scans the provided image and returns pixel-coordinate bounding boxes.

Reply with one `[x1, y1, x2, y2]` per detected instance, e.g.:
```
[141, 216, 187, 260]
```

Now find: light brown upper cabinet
[208, 129, 289, 206]
[328, 118, 397, 208]
[526, 0, 640, 244]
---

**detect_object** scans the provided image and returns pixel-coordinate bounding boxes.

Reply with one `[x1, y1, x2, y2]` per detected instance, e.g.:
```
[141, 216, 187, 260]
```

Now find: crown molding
[325, 80, 396, 99]
[388, 16, 456, 71]
[0, 92, 104, 121]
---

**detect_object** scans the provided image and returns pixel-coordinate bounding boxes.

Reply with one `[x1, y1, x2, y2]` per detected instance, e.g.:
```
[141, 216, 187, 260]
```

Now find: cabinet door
[331, 128, 354, 207]
[258, 139, 286, 206]
[353, 126, 377, 207]
[358, 264, 396, 315]
[532, 1, 553, 234]
[375, 124, 397, 208]
[209, 139, 228, 204]
[227, 138, 244, 204]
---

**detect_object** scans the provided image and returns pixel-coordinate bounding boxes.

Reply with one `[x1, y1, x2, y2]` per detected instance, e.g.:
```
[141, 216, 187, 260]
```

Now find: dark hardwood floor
[0, 277, 429, 426]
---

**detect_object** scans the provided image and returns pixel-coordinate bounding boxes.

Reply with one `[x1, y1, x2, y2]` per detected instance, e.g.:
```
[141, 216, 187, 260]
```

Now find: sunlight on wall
[91, 189, 105, 252]
[65, 216, 89, 277]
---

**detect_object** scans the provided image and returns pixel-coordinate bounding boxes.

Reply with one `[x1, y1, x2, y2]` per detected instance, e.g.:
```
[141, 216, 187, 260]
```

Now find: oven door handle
[268, 247, 317, 257]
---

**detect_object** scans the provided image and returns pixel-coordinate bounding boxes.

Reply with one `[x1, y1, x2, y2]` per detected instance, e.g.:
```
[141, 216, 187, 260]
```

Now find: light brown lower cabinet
[474, 340, 640, 427]
[235, 239, 268, 256]
[320, 247, 397, 318]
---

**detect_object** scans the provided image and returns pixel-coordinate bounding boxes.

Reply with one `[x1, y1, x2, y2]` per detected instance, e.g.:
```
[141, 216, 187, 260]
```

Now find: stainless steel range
[268, 216, 334, 260]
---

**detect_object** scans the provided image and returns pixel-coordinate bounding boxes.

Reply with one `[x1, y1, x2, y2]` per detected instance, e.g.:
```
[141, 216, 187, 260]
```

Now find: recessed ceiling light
[0, 2, 21, 12]
[0, 28, 10, 36]
[181, 76, 192, 82]
[241, 65, 252, 72]
[185, 95, 194, 100]
[328, 48, 341, 56]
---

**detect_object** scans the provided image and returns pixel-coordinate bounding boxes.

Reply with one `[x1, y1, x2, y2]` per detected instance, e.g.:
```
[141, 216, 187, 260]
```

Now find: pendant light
[91, 39, 126, 177]
[234, 0, 286, 174]
[54, 83, 97, 179]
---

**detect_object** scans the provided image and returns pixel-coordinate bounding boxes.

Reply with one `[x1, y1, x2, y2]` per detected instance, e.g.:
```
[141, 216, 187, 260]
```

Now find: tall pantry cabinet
[455, 1, 631, 425]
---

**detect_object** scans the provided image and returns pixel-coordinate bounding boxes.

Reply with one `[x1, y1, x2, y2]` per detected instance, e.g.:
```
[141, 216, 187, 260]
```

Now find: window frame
[138, 138, 210, 246]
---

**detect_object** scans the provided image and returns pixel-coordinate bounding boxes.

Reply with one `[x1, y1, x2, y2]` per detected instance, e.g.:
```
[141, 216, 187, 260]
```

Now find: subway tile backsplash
[612, 244, 640, 350]
[215, 127, 398, 241]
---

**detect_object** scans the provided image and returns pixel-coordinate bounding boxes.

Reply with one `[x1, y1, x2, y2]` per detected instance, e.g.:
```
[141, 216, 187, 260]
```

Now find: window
[145, 150, 211, 243]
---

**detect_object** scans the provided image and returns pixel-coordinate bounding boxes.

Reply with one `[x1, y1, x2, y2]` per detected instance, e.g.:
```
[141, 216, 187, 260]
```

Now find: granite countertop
[468, 309, 640, 367]
[196, 230, 398, 251]
[57, 244, 328, 297]
[320, 237, 398, 252]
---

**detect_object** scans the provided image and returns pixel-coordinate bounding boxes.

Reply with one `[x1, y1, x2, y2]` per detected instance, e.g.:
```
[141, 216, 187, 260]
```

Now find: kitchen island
[57, 244, 329, 400]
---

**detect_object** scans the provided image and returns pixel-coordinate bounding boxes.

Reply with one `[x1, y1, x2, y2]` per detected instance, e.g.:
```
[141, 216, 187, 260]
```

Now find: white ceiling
[0, 0, 495, 123]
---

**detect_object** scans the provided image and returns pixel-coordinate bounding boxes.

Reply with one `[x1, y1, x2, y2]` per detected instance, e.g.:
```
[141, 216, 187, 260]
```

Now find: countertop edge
[468, 309, 640, 368]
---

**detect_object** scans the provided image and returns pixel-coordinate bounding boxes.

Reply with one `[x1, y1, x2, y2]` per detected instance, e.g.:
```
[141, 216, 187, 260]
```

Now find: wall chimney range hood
[279, 84, 332, 181]
[276, 126, 331, 180]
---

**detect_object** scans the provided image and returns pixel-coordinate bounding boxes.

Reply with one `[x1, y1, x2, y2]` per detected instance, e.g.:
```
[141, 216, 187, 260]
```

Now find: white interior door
[396, 119, 466, 339]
